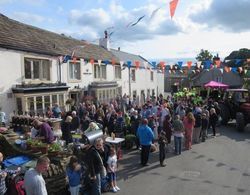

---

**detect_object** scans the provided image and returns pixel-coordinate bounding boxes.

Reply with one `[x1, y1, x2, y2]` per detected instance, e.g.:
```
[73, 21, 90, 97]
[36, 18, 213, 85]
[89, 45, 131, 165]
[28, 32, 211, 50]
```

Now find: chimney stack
[99, 31, 110, 51]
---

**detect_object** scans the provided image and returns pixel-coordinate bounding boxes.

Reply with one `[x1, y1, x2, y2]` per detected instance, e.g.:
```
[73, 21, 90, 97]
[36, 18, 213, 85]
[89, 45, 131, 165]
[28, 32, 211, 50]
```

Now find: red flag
[90, 59, 94, 65]
[170, 0, 179, 19]
[111, 58, 116, 66]
[187, 61, 192, 69]
[73, 57, 77, 64]
[160, 61, 165, 71]
[135, 61, 140, 69]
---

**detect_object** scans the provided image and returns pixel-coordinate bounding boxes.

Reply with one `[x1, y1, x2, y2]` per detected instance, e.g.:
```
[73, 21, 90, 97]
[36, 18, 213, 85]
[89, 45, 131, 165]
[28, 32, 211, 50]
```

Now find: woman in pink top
[183, 112, 195, 150]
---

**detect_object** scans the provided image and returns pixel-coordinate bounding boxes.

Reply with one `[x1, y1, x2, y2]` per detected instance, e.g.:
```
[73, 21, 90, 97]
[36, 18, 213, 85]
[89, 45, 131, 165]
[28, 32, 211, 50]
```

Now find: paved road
[106, 123, 250, 195]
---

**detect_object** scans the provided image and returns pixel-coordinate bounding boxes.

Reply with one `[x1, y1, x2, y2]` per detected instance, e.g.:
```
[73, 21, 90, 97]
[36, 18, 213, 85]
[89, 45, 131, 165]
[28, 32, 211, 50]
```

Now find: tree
[195, 49, 213, 62]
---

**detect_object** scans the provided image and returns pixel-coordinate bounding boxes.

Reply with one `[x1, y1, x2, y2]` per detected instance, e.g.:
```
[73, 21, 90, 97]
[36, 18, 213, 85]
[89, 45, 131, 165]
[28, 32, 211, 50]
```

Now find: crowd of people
[0, 93, 222, 195]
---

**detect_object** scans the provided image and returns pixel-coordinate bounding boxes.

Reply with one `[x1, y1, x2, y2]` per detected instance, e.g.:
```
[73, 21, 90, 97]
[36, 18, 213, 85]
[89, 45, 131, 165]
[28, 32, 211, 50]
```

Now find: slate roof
[0, 14, 118, 61]
[110, 49, 153, 68]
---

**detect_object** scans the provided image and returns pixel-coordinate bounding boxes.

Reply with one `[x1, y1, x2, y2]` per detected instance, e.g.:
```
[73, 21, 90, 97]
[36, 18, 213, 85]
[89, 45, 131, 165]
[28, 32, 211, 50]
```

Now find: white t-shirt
[107, 155, 117, 173]
[0, 112, 6, 123]
[24, 168, 47, 195]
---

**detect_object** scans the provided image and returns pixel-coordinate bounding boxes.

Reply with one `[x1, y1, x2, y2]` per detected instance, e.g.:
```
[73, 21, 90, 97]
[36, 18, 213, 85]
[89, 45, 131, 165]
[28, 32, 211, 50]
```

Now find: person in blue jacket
[66, 156, 81, 195]
[137, 118, 154, 166]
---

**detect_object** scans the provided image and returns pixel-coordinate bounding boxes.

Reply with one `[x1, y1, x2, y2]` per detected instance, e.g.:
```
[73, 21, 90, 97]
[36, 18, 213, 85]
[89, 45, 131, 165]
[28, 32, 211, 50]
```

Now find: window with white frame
[24, 58, 50, 80]
[24, 93, 65, 114]
[94, 64, 107, 79]
[150, 71, 154, 81]
[69, 61, 81, 81]
[114, 66, 121, 79]
[131, 69, 136, 82]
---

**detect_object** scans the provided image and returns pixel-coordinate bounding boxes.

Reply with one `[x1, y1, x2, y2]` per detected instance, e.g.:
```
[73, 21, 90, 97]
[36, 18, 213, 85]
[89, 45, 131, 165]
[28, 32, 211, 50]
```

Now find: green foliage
[125, 134, 136, 142]
[196, 49, 213, 62]
[48, 142, 61, 152]
[225, 48, 250, 60]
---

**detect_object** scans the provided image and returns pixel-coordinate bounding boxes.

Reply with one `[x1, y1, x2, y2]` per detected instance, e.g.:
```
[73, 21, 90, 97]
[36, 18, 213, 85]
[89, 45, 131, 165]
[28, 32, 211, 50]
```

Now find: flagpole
[129, 66, 131, 97]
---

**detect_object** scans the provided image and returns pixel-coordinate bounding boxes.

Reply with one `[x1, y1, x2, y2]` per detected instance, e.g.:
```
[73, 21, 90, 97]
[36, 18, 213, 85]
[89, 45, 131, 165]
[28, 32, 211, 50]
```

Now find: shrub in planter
[125, 134, 136, 149]
[48, 143, 61, 157]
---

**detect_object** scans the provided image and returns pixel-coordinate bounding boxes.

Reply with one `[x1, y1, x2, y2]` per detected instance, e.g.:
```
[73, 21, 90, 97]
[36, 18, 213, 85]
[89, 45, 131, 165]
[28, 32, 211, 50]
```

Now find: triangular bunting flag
[98, 60, 102, 66]
[170, 0, 179, 19]
[111, 58, 116, 66]
[127, 61, 132, 68]
[120, 61, 124, 67]
[90, 59, 95, 65]
[104, 60, 109, 65]
[187, 61, 192, 69]
[197, 61, 202, 68]
[177, 61, 183, 69]
[151, 61, 157, 69]
[135, 61, 140, 69]
[80, 59, 85, 65]
[143, 61, 149, 69]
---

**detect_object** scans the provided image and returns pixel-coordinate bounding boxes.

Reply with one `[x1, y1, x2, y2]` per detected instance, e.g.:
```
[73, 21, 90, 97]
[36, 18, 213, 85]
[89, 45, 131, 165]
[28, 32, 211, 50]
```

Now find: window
[27, 97, 35, 112]
[150, 71, 154, 81]
[36, 96, 43, 114]
[131, 69, 136, 82]
[24, 58, 50, 80]
[94, 64, 107, 79]
[69, 61, 81, 80]
[114, 66, 121, 79]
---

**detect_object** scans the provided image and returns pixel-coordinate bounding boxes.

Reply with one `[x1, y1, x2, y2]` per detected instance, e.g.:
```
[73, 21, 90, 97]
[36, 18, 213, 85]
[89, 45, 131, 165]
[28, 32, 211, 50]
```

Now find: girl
[66, 156, 81, 195]
[107, 146, 120, 193]
[183, 112, 195, 150]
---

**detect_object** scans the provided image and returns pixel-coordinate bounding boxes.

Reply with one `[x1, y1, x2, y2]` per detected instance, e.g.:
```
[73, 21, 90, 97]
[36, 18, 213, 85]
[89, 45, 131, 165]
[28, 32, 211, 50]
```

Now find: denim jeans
[174, 136, 182, 155]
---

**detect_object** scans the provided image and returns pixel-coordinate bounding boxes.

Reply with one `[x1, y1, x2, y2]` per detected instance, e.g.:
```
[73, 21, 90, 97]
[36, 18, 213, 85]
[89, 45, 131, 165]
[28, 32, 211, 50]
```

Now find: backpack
[6, 173, 26, 195]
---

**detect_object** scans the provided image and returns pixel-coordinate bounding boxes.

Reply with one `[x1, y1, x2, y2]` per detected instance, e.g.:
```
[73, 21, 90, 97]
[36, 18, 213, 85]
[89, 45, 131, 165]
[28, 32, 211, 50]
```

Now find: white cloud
[189, 0, 250, 32]
[68, 1, 183, 44]
[12, 12, 45, 23]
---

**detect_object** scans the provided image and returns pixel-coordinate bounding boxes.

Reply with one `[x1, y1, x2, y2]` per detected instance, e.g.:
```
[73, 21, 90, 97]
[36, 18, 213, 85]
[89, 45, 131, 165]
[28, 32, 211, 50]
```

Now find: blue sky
[1, 0, 250, 61]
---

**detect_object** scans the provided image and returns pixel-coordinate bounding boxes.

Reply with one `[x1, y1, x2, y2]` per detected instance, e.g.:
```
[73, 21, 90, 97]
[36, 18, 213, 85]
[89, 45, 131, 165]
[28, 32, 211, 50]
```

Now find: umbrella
[204, 81, 229, 89]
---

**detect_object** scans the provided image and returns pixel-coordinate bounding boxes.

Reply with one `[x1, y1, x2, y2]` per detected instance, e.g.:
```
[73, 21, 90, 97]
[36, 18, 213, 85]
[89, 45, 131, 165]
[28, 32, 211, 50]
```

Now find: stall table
[105, 137, 125, 159]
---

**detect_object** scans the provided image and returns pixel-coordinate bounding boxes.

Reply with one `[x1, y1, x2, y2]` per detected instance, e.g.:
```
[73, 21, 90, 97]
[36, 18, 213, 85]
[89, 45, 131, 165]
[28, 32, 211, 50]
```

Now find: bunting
[127, 61, 132, 68]
[170, 0, 179, 19]
[187, 61, 192, 69]
[177, 61, 183, 69]
[135, 61, 140, 69]
[90, 59, 95, 65]
[120, 61, 124, 67]
[98, 60, 102, 66]
[111, 58, 116, 66]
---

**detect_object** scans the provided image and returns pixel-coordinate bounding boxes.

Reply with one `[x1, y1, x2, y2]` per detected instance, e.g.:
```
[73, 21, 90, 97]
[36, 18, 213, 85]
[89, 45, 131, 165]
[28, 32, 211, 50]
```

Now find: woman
[85, 122, 100, 133]
[183, 112, 195, 150]
[61, 116, 73, 145]
[210, 108, 218, 137]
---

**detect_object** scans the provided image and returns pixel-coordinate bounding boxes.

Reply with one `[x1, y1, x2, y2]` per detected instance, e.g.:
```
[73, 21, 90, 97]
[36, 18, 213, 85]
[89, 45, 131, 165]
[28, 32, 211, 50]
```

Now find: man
[81, 144, 103, 195]
[24, 156, 50, 195]
[32, 119, 54, 143]
[52, 103, 61, 118]
[137, 119, 154, 166]
[0, 152, 7, 195]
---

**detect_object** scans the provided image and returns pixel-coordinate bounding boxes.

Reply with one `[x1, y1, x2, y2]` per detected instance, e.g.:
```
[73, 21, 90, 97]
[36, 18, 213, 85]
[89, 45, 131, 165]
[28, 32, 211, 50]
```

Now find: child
[107, 146, 120, 193]
[158, 131, 167, 167]
[66, 156, 81, 195]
